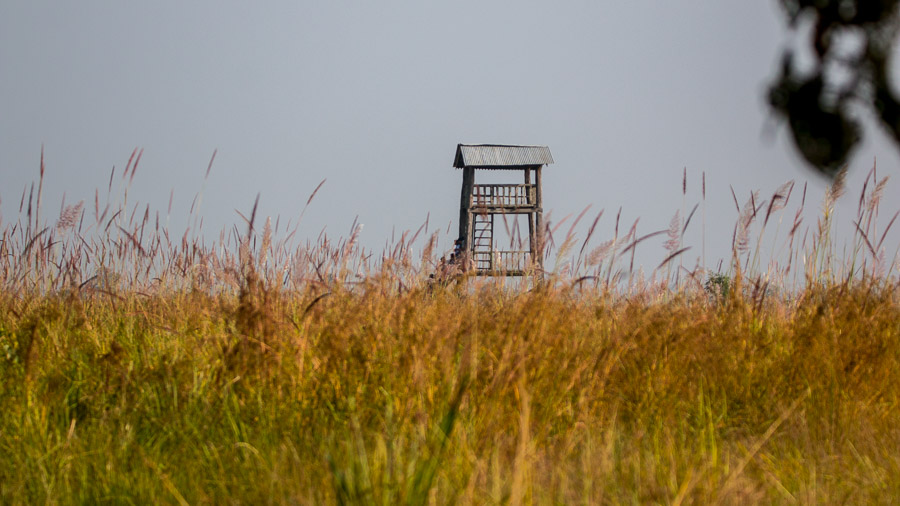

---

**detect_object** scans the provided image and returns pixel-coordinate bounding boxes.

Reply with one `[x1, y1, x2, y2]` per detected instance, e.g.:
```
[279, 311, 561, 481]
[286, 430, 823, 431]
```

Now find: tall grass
[1, 154, 900, 503]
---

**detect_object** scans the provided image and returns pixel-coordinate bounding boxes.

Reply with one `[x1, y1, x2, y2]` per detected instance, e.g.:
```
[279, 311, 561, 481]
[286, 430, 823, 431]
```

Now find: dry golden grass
[1, 156, 900, 504]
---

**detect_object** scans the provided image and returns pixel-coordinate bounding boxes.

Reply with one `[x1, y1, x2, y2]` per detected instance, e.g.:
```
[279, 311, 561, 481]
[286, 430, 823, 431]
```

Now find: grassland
[1, 157, 900, 504]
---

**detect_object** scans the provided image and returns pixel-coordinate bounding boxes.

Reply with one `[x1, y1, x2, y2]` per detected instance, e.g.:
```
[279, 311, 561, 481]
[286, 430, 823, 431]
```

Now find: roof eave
[453, 143, 554, 168]
[453, 164, 545, 170]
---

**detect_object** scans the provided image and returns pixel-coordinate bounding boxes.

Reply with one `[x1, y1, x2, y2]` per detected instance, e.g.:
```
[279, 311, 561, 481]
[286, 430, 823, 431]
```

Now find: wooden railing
[471, 184, 535, 208]
[472, 250, 533, 274]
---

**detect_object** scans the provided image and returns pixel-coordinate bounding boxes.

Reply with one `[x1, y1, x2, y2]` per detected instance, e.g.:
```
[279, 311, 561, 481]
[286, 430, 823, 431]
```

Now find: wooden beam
[459, 167, 475, 249]
[534, 167, 543, 272]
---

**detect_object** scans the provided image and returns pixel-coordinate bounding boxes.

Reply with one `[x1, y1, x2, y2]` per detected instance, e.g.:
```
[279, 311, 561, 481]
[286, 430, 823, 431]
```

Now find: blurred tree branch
[769, 0, 900, 175]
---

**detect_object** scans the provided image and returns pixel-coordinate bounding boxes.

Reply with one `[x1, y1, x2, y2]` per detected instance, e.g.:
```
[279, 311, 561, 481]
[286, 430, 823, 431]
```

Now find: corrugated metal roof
[454, 144, 554, 168]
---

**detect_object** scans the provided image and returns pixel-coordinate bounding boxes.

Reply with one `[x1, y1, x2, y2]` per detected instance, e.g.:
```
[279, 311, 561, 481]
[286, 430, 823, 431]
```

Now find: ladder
[472, 213, 493, 271]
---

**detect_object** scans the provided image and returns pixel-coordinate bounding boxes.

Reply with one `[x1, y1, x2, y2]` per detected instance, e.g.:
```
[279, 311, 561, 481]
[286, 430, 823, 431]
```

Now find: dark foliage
[770, 1, 900, 175]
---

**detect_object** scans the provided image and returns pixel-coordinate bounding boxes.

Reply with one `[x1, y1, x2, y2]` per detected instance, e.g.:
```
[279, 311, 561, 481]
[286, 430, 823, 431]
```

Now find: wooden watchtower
[454, 143, 553, 276]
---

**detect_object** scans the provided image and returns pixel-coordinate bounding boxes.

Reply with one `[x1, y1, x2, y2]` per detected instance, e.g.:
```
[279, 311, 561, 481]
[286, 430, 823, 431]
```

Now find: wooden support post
[525, 168, 535, 270]
[459, 167, 475, 249]
[534, 167, 543, 273]
[528, 215, 536, 270]
[458, 167, 476, 276]
[490, 212, 495, 272]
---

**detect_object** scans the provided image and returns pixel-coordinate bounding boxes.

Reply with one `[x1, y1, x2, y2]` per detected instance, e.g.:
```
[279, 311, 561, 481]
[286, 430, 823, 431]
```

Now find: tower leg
[458, 168, 474, 247]
[458, 168, 475, 274]
[528, 212, 536, 271]
[534, 167, 544, 275]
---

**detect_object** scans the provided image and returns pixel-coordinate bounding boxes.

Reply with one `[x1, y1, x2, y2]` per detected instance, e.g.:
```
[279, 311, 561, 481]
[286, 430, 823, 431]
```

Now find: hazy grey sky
[3, 1, 899, 272]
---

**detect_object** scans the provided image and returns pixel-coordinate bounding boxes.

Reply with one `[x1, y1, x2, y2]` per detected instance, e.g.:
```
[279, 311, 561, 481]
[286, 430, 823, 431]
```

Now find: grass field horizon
[2, 154, 900, 504]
